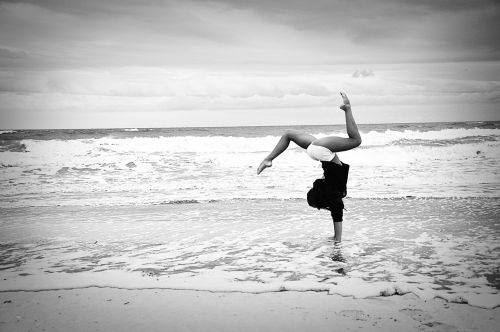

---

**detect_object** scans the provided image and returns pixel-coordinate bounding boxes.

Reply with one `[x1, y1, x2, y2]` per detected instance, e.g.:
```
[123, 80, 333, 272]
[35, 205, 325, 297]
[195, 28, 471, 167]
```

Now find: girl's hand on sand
[340, 92, 351, 111]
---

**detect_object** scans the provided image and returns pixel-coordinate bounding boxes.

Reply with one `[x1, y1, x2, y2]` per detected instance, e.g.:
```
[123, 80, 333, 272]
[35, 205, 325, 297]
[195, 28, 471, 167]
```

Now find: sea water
[0, 122, 499, 308]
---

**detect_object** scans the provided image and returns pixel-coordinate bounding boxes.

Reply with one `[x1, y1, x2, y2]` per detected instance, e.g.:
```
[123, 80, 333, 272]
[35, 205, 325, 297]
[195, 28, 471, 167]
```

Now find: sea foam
[0, 126, 499, 207]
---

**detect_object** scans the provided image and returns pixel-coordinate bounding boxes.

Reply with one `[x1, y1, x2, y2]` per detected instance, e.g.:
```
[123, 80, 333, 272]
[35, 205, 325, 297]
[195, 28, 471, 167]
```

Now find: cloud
[0, 68, 337, 99]
[1, 63, 498, 113]
[213, 0, 500, 61]
[1, 0, 499, 71]
[352, 69, 374, 78]
[0, 1, 256, 69]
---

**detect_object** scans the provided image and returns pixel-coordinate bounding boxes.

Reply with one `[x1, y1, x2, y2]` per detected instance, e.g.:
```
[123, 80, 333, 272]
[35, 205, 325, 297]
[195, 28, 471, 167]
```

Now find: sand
[1, 288, 498, 332]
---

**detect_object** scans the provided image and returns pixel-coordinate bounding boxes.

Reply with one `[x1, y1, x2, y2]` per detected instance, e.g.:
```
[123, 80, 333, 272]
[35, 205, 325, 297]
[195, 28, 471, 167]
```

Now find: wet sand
[1, 288, 499, 332]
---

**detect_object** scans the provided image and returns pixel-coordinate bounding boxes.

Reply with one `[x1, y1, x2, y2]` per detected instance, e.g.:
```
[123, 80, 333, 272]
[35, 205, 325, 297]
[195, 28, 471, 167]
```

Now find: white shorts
[306, 144, 336, 162]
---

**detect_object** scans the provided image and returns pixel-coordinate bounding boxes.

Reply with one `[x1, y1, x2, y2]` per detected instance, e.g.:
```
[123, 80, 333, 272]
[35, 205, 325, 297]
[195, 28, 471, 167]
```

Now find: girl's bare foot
[339, 92, 351, 111]
[257, 160, 272, 174]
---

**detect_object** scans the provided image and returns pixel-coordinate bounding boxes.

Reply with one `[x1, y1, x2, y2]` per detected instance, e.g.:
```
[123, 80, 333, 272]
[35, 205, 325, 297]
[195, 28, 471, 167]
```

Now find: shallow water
[1, 198, 498, 308]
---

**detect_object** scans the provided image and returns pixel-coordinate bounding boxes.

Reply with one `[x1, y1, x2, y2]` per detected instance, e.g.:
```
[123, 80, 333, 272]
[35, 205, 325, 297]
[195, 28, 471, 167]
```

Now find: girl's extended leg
[257, 130, 316, 174]
[313, 92, 362, 152]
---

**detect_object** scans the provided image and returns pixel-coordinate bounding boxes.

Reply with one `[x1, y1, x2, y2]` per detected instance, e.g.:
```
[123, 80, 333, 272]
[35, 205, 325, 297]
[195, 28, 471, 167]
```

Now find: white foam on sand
[1, 269, 498, 309]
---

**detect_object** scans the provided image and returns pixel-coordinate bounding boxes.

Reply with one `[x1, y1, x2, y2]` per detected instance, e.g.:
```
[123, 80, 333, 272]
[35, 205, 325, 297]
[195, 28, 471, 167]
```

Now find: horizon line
[1, 120, 497, 131]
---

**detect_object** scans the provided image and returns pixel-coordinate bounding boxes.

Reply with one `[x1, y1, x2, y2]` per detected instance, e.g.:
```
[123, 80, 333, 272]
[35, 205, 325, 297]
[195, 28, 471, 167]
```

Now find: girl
[257, 92, 361, 241]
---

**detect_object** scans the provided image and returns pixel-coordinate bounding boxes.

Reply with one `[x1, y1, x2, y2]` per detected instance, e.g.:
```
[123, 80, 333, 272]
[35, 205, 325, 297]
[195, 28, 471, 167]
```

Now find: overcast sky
[1, 0, 499, 129]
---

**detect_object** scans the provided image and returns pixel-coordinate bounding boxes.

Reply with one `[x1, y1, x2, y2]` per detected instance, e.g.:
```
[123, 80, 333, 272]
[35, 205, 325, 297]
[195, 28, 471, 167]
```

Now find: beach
[1, 288, 499, 332]
[1, 122, 499, 330]
[2, 0, 500, 328]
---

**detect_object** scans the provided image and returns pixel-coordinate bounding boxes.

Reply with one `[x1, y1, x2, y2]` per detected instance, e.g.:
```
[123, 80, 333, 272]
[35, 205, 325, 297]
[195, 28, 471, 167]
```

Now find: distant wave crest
[0, 140, 27, 152]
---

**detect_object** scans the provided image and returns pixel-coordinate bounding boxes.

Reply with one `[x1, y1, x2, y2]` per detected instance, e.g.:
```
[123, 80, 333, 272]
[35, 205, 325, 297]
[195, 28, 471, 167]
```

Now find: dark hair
[307, 179, 345, 222]
[307, 180, 331, 210]
[308, 178, 345, 207]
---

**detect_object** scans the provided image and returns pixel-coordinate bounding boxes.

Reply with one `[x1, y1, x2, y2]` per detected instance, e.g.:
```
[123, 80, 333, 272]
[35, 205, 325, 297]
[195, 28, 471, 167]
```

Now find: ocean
[1, 122, 499, 308]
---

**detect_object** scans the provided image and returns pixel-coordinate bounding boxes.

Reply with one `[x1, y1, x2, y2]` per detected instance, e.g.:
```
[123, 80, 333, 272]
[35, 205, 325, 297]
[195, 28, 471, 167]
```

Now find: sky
[0, 0, 499, 129]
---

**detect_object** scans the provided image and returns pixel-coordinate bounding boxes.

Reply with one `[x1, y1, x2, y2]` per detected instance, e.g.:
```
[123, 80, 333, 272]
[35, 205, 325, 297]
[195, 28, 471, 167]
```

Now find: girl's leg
[313, 92, 362, 152]
[257, 130, 316, 174]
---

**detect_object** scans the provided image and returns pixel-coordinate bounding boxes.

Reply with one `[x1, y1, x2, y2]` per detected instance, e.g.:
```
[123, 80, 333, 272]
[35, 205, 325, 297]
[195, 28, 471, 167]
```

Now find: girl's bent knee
[283, 129, 297, 139]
